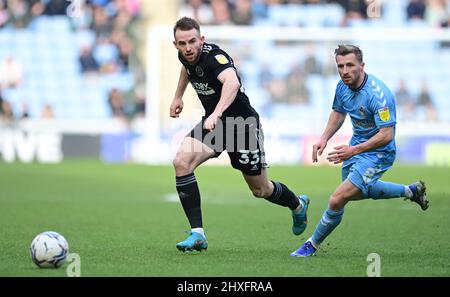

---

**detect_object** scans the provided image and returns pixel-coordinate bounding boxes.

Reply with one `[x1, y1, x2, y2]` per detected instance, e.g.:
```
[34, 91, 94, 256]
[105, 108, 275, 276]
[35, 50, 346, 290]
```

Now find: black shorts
[188, 117, 268, 176]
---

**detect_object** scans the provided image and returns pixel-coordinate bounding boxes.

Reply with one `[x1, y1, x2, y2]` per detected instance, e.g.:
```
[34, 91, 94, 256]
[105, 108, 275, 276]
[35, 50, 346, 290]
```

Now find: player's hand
[326, 145, 355, 164]
[312, 138, 327, 163]
[204, 112, 221, 132]
[170, 98, 184, 118]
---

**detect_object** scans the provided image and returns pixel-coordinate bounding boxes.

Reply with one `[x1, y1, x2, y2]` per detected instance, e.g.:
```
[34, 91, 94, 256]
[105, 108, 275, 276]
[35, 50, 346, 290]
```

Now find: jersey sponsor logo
[191, 82, 215, 95]
[378, 107, 390, 122]
[195, 66, 204, 77]
[352, 118, 376, 128]
[215, 54, 229, 64]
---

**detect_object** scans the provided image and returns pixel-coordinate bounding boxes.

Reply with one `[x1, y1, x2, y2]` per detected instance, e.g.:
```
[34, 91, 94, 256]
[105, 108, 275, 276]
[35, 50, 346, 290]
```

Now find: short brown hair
[173, 17, 201, 38]
[334, 44, 363, 63]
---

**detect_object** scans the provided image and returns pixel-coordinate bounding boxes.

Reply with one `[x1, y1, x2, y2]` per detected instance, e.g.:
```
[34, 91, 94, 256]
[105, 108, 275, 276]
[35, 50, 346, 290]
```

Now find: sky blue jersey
[332, 73, 396, 154]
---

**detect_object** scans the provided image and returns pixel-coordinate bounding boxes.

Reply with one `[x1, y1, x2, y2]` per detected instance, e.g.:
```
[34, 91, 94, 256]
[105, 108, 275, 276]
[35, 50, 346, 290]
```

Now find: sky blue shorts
[342, 152, 395, 198]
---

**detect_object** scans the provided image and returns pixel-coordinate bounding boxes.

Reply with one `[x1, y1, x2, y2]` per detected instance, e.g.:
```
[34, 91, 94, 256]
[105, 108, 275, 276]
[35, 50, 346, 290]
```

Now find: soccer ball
[30, 231, 69, 268]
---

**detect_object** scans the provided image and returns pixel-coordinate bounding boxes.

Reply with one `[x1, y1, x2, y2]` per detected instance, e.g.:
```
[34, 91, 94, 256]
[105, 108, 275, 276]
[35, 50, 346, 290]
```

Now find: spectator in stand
[108, 88, 127, 118]
[91, 4, 113, 37]
[330, 0, 368, 25]
[79, 46, 100, 73]
[406, 0, 426, 20]
[179, 0, 214, 25]
[133, 87, 146, 118]
[116, 35, 133, 72]
[264, 0, 283, 5]
[231, 0, 253, 25]
[0, 0, 10, 28]
[0, 99, 14, 123]
[43, 0, 70, 16]
[417, 80, 438, 121]
[210, 0, 233, 25]
[303, 44, 322, 75]
[8, 0, 31, 28]
[286, 63, 310, 105]
[394, 79, 415, 121]
[41, 103, 55, 119]
[425, 0, 448, 27]
[93, 35, 120, 73]
[0, 56, 23, 89]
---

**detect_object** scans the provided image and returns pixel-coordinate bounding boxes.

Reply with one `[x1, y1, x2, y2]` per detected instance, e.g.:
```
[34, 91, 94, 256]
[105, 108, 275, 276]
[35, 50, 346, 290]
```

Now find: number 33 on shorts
[239, 150, 260, 165]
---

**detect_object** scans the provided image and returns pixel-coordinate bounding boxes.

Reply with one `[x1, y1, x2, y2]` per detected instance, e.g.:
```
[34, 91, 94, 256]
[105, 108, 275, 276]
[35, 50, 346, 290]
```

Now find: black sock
[265, 181, 300, 211]
[176, 173, 202, 228]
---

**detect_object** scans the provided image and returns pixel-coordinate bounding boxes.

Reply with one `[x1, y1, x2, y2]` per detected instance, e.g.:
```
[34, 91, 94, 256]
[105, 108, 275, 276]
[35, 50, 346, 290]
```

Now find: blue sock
[311, 208, 344, 245]
[368, 180, 405, 200]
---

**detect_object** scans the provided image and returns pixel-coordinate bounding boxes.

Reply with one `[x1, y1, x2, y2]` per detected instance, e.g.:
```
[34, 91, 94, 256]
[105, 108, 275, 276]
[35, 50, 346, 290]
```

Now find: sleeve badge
[215, 54, 229, 64]
[378, 107, 390, 122]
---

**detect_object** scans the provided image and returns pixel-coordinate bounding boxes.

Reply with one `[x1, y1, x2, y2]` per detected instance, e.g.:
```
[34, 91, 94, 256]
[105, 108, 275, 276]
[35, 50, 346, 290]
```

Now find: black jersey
[178, 43, 258, 119]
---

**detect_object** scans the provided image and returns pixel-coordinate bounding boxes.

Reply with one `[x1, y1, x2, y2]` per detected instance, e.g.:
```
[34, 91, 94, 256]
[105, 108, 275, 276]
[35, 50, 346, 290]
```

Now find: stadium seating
[0, 16, 133, 119]
[1, 1, 449, 123]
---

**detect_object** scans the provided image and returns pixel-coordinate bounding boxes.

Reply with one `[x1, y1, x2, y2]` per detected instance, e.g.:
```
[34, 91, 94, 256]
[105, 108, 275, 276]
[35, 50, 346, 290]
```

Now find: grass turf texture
[1, 160, 449, 276]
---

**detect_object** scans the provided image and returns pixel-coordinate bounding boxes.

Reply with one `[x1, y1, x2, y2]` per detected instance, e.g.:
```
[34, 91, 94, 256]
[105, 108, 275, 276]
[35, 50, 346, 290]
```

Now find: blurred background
[1, 0, 450, 166]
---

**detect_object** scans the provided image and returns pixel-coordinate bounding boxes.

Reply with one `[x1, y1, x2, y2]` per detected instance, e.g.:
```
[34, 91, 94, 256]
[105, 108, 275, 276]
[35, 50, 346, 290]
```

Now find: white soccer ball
[30, 231, 69, 268]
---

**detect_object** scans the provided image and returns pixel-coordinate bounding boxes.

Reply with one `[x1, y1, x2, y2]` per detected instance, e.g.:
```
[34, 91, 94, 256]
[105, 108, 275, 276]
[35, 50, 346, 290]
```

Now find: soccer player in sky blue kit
[290, 44, 429, 257]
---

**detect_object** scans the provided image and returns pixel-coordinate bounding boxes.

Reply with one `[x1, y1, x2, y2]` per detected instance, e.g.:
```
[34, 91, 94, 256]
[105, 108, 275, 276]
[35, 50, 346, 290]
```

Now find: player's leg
[369, 180, 429, 210]
[242, 170, 310, 235]
[173, 136, 216, 252]
[242, 169, 300, 208]
[291, 179, 362, 257]
[358, 153, 428, 210]
[230, 122, 310, 235]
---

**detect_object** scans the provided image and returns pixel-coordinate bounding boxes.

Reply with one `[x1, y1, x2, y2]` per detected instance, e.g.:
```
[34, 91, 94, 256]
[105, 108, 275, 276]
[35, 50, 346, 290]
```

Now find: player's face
[173, 29, 205, 64]
[336, 54, 365, 89]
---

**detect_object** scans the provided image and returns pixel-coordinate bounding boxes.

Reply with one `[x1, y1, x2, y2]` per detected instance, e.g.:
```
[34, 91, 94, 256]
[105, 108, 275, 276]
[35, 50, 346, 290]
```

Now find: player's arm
[312, 110, 346, 162]
[352, 126, 394, 154]
[203, 68, 240, 131]
[170, 66, 189, 118]
[327, 126, 394, 164]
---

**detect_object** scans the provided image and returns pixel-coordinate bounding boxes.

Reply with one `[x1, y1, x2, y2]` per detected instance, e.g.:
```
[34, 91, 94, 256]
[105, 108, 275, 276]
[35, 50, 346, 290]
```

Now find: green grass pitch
[0, 161, 449, 276]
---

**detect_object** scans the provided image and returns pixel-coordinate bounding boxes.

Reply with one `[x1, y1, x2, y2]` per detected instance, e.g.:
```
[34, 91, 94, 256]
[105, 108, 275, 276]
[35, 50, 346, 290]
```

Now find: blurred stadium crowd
[0, 0, 144, 122]
[180, 0, 450, 27]
[0, 0, 449, 123]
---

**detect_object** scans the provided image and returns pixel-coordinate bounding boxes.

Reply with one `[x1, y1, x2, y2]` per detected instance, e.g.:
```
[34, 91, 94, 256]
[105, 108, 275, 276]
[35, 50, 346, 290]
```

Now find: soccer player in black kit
[171, 17, 309, 252]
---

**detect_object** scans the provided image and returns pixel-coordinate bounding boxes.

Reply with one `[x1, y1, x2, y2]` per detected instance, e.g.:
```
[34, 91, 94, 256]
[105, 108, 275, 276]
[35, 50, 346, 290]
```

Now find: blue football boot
[176, 231, 208, 252]
[292, 195, 310, 235]
[406, 181, 429, 210]
[290, 240, 317, 257]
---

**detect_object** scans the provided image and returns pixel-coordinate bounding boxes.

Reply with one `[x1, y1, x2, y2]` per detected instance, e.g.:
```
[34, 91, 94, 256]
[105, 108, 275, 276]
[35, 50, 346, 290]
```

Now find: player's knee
[172, 154, 192, 175]
[329, 194, 345, 210]
[250, 187, 264, 198]
[249, 185, 270, 198]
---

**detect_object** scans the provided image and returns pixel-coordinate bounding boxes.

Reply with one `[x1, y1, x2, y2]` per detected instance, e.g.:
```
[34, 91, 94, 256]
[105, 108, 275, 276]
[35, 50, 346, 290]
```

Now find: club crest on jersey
[215, 54, 229, 64]
[195, 66, 204, 77]
[359, 106, 366, 117]
[378, 107, 390, 122]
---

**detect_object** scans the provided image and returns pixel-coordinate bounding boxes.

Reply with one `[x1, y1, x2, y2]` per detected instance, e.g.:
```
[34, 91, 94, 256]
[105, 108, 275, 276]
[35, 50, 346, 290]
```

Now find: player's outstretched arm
[313, 110, 346, 162]
[170, 66, 189, 118]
